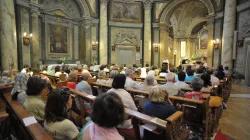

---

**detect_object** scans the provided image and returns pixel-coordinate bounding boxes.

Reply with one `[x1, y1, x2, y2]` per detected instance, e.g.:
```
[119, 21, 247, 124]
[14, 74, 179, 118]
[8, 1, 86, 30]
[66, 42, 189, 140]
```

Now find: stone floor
[231, 84, 250, 94]
[220, 97, 250, 140]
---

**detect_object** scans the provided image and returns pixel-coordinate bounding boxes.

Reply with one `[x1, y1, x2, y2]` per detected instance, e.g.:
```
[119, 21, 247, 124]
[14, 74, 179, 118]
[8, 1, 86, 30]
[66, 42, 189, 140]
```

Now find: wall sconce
[153, 43, 160, 52]
[23, 32, 32, 46]
[92, 41, 98, 50]
[211, 39, 220, 49]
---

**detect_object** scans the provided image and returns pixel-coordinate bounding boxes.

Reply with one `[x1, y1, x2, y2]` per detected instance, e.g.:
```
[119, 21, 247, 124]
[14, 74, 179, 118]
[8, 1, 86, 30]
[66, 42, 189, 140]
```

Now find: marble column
[159, 24, 170, 64]
[207, 16, 215, 67]
[143, 0, 153, 65]
[0, 0, 18, 71]
[84, 20, 92, 65]
[99, 0, 109, 64]
[186, 38, 192, 59]
[173, 37, 179, 66]
[31, 11, 40, 69]
[221, 0, 236, 69]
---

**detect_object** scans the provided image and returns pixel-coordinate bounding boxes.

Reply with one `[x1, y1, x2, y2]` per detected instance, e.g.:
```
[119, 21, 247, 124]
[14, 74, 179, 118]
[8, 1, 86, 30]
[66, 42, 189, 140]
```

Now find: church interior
[0, 0, 250, 140]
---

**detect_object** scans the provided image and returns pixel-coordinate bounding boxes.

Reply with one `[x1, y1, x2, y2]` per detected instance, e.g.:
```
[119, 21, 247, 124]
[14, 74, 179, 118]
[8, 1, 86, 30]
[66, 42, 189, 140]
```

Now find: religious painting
[110, 0, 142, 23]
[49, 24, 68, 54]
[200, 30, 208, 49]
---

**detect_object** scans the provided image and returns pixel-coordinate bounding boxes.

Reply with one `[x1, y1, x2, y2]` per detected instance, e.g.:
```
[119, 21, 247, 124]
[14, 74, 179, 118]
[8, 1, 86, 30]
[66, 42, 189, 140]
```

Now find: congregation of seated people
[0, 63, 231, 140]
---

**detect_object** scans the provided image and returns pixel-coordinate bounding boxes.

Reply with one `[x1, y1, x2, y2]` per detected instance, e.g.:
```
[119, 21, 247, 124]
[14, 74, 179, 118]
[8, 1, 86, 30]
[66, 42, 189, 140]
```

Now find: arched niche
[40, 0, 91, 61]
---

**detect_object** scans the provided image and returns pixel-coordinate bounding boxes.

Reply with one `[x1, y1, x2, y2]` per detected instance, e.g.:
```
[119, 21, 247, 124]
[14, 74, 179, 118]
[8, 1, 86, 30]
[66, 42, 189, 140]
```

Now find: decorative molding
[207, 15, 215, 24]
[215, 11, 224, 19]
[159, 23, 170, 32]
[100, 0, 109, 6]
[143, 0, 153, 10]
[153, 23, 160, 28]
[109, 21, 143, 28]
[237, 1, 250, 12]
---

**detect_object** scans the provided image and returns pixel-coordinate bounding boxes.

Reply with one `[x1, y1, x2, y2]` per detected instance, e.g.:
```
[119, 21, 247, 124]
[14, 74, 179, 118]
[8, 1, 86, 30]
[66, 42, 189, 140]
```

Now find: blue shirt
[144, 102, 176, 120]
[185, 75, 196, 82]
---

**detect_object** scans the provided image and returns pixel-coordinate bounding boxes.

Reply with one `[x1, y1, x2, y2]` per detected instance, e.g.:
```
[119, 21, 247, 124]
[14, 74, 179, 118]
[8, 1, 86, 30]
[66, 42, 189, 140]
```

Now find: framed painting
[110, 0, 142, 23]
[200, 30, 208, 49]
[49, 24, 68, 54]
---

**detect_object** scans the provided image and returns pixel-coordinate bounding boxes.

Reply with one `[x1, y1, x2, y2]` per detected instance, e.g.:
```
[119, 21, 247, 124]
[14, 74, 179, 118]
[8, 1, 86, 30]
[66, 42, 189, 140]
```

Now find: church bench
[70, 89, 189, 140]
[169, 95, 212, 140]
[40, 72, 59, 86]
[2, 90, 53, 140]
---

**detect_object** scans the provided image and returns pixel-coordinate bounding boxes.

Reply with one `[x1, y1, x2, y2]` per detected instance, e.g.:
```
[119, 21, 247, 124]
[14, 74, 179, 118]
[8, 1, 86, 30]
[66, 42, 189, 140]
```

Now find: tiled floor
[220, 98, 250, 140]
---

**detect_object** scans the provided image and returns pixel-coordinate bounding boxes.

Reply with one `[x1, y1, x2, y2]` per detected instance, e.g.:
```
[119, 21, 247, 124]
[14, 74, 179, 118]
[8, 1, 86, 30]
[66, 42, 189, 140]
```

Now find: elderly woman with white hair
[141, 72, 157, 91]
[124, 68, 142, 89]
[161, 72, 180, 96]
[106, 70, 118, 85]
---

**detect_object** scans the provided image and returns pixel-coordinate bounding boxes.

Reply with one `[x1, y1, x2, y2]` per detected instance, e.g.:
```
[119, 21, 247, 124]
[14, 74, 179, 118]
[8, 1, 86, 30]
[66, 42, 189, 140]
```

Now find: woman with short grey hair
[184, 78, 204, 100]
[106, 70, 118, 85]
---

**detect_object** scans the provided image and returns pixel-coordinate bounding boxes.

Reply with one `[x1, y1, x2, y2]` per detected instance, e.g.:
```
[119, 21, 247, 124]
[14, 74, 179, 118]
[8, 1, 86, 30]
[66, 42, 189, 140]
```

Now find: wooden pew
[40, 72, 59, 86]
[2, 90, 53, 140]
[169, 95, 212, 140]
[70, 89, 189, 140]
[89, 82, 222, 139]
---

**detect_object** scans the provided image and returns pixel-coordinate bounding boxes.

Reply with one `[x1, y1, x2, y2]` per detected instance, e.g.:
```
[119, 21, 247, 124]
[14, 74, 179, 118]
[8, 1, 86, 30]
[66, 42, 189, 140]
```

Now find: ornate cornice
[100, 0, 110, 6]
[143, 0, 153, 10]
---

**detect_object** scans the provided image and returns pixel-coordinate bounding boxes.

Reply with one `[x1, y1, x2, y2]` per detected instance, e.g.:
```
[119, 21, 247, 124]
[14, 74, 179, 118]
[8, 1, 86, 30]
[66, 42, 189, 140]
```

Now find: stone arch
[160, 0, 214, 24]
[41, 0, 91, 18]
[185, 17, 208, 37]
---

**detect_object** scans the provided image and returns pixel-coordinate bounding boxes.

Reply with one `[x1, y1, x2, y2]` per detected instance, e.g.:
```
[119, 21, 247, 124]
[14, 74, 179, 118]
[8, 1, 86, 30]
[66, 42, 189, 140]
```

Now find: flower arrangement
[58, 57, 67, 64]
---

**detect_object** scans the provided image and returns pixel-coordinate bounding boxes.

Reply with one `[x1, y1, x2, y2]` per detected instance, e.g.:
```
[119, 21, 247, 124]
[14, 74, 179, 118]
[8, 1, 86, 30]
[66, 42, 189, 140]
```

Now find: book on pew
[23, 116, 37, 127]
[151, 117, 167, 127]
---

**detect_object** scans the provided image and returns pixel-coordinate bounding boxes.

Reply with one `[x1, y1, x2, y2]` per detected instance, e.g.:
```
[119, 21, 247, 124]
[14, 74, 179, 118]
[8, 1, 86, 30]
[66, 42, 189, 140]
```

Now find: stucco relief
[113, 30, 140, 46]
[238, 10, 250, 37]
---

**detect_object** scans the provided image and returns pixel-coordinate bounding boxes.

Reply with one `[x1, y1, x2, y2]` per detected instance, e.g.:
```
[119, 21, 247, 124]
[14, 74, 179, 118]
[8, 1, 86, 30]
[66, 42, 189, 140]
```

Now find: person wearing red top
[66, 72, 78, 89]
[184, 77, 204, 100]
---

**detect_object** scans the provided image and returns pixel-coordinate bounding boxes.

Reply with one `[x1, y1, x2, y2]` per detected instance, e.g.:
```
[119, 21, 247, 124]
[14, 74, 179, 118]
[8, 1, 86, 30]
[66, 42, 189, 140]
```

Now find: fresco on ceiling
[49, 24, 68, 54]
[110, 0, 141, 23]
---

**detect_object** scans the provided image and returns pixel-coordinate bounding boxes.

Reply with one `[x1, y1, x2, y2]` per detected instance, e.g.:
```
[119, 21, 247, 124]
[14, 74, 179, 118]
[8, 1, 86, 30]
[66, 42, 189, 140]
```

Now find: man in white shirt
[124, 68, 142, 89]
[21, 64, 29, 73]
[161, 72, 180, 96]
[208, 69, 220, 86]
[174, 72, 190, 89]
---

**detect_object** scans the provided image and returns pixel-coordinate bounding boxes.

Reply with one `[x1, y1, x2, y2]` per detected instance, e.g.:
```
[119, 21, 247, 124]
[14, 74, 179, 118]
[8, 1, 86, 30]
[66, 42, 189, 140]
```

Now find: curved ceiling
[169, 1, 208, 37]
